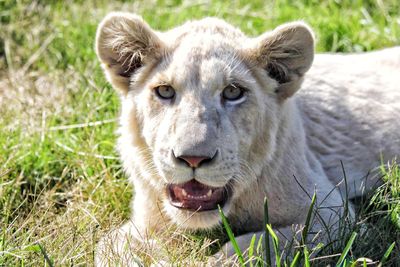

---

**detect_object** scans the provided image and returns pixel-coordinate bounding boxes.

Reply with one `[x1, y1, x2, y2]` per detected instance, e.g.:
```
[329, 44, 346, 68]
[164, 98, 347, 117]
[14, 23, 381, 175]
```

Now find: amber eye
[222, 84, 245, 102]
[155, 85, 175, 100]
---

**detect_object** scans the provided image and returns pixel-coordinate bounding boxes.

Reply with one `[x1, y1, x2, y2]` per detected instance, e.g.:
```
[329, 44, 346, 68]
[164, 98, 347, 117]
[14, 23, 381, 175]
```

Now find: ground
[0, 0, 399, 266]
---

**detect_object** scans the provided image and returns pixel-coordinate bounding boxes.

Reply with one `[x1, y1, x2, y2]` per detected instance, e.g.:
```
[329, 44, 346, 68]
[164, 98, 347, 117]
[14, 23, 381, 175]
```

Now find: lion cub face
[96, 13, 314, 229]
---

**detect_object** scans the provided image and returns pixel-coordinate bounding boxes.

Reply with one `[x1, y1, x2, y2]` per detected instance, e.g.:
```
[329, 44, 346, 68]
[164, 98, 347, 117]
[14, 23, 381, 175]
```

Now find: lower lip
[169, 199, 226, 211]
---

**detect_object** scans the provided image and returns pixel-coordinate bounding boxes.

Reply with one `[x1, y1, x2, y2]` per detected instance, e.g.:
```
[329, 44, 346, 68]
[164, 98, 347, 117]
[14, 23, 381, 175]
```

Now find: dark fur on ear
[96, 12, 164, 94]
[252, 22, 314, 99]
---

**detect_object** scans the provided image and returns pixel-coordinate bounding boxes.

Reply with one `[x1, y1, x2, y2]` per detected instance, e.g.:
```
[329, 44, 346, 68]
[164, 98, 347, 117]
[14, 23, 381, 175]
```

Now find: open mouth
[167, 179, 228, 212]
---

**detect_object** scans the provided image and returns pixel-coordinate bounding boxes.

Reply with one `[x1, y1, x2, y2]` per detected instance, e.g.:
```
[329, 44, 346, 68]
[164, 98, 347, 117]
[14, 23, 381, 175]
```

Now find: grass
[0, 0, 399, 265]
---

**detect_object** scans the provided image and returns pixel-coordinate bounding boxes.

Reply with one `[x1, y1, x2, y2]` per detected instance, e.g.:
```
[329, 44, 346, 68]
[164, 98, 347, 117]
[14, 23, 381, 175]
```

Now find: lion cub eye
[155, 85, 175, 100]
[222, 84, 245, 102]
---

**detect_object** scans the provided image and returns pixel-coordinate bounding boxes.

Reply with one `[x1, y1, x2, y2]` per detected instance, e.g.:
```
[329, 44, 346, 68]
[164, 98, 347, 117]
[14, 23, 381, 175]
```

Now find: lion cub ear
[251, 22, 314, 99]
[96, 12, 164, 94]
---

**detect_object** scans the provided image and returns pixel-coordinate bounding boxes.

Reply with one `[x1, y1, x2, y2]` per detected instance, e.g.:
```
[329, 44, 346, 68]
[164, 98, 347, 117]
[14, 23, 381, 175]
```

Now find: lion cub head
[96, 13, 314, 229]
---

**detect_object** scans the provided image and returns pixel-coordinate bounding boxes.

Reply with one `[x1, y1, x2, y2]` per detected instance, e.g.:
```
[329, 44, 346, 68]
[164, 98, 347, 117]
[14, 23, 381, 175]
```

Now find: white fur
[95, 13, 400, 265]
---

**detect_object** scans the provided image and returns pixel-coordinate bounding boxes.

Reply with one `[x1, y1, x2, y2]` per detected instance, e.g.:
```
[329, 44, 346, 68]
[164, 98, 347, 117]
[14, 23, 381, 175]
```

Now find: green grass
[0, 0, 399, 265]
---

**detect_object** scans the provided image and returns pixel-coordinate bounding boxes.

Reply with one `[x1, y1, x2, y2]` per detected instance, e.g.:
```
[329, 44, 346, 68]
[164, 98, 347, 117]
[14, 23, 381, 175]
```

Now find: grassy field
[1, 0, 399, 266]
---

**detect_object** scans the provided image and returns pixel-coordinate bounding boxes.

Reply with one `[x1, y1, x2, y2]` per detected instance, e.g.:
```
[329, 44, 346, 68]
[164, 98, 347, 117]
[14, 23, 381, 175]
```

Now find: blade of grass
[247, 234, 256, 267]
[264, 197, 272, 267]
[303, 246, 310, 267]
[266, 224, 281, 267]
[218, 205, 244, 266]
[378, 242, 395, 267]
[290, 251, 301, 267]
[256, 234, 263, 255]
[340, 161, 350, 218]
[302, 192, 317, 245]
[23, 244, 41, 252]
[37, 243, 54, 267]
[256, 233, 264, 266]
[336, 232, 357, 266]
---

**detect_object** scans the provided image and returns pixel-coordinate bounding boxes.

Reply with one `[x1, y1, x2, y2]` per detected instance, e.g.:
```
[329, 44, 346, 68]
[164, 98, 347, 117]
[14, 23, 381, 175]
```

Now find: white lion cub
[95, 12, 400, 265]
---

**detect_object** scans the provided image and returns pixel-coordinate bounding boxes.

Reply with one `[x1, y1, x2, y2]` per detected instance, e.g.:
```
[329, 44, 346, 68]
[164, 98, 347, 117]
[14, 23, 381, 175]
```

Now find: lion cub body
[95, 13, 400, 265]
[301, 49, 400, 191]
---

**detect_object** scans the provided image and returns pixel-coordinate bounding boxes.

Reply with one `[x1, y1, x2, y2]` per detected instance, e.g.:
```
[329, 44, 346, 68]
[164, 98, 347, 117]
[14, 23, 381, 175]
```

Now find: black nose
[173, 150, 217, 168]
